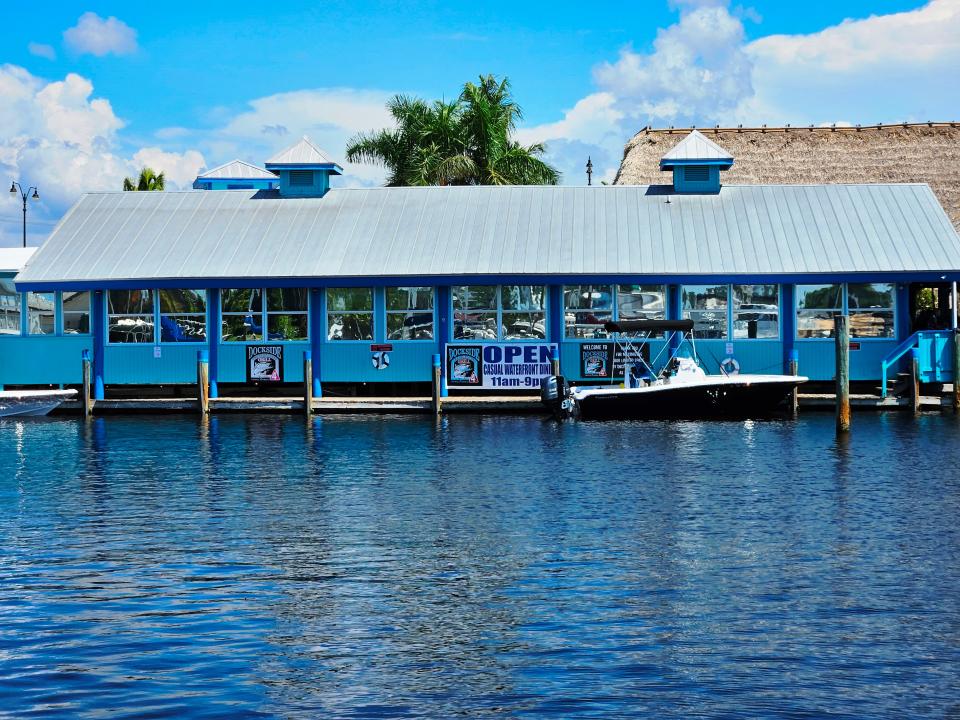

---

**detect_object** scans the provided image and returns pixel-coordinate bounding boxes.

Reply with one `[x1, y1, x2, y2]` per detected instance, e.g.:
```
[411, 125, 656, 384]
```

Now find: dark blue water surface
[1, 413, 959, 719]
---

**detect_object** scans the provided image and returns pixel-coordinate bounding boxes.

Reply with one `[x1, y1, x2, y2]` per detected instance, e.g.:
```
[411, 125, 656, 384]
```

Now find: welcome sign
[446, 343, 557, 390]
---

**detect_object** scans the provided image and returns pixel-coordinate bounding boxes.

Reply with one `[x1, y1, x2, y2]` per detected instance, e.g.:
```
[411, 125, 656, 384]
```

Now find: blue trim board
[17, 271, 960, 292]
[93, 290, 105, 399]
[660, 159, 733, 168]
[310, 288, 323, 397]
[207, 288, 220, 398]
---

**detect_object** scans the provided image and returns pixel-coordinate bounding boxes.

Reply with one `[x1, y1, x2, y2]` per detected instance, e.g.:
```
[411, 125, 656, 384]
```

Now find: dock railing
[880, 330, 955, 397]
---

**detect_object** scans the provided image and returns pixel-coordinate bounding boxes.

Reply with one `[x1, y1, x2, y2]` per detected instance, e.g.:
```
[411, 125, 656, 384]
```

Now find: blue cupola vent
[659, 130, 734, 194]
[264, 136, 343, 198]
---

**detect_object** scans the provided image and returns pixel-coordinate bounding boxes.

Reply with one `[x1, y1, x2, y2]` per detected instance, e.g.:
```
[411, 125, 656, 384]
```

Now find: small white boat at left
[0, 389, 77, 417]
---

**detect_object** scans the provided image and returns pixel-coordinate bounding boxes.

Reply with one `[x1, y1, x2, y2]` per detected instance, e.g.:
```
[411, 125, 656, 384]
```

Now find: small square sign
[153, 346, 162, 359]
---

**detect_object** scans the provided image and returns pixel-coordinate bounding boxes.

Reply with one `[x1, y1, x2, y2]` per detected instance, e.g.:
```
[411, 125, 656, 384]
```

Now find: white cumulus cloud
[63, 12, 138, 57]
[519, 0, 960, 184]
[0, 65, 203, 247]
[27, 43, 56, 61]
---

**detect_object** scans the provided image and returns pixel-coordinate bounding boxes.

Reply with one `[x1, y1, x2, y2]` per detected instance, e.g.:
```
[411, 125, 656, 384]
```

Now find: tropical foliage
[346, 75, 559, 186]
[122, 167, 165, 191]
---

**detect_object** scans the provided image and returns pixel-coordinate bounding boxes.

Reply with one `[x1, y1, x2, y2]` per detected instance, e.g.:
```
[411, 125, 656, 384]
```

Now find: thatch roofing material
[615, 123, 960, 232]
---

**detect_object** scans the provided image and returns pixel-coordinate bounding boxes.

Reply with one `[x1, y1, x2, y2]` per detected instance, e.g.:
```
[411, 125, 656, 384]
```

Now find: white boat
[542, 320, 808, 419]
[0, 389, 77, 417]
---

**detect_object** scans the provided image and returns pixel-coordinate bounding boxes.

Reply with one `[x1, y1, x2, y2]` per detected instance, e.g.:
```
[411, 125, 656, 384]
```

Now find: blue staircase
[880, 330, 956, 397]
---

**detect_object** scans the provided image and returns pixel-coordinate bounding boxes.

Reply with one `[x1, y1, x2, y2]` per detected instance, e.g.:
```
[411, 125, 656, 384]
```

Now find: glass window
[733, 285, 779, 339]
[682, 285, 728, 339]
[502, 285, 546, 340]
[327, 288, 373, 340]
[0, 280, 21, 336]
[267, 288, 308, 342]
[454, 285, 545, 341]
[386, 287, 434, 340]
[62, 291, 90, 334]
[108, 289, 154, 343]
[453, 286, 499, 340]
[617, 285, 666, 322]
[159, 289, 206, 343]
[848, 283, 895, 338]
[564, 285, 612, 338]
[26, 292, 55, 335]
[221, 288, 263, 342]
[796, 284, 843, 339]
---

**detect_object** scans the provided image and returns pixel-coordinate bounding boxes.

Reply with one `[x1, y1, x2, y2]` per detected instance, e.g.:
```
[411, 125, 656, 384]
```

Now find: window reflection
[848, 283, 895, 338]
[796, 284, 842, 339]
[327, 288, 373, 340]
[159, 289, 206, 343]
[108, 289, 154, 343]
[0, 280, 21, 336]
[62, 291, 90, 334]
[27, 292, 55, 335]
[386, 287, 434, 340]
[454, 285, 545, 340]
[682, 285, 728, 338]
[733, 285, 779, 339]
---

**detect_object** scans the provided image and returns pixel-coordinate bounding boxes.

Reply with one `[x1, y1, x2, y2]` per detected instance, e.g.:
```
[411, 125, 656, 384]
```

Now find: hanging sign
[580, 342, 650, 379]
[446, 343, 557, 390]
[849, 341, 862, 351]
[246, 345, 283, 383]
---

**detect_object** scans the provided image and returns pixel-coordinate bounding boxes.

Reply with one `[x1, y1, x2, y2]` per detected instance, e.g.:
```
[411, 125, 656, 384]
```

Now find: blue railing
[880, 330, 955, 397]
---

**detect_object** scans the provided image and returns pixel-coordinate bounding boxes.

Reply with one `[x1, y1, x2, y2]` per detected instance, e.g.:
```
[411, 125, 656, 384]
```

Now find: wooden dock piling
[81, 349, 93, 418]
[835, 315, 850, 433]
[788, 348, 799, 417]
[911, 347, 921, 416]
[431, 353, 442, 415]
[303, 350, 313, 416]
[197, 350, 210, 415]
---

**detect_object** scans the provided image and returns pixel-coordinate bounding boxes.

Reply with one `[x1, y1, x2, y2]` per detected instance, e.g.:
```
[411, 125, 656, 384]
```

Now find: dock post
[788, 348, 799, 417]
[197, 350, 210, 415]
[911, 347, 921, 416]
[303, 350, 313, 416]
[550, 346, 560, 377]
[431, 353, 442, 415]
[81, 349, 93, 418]
[835, 315, 850, 434]
[953, 329, 960, 414]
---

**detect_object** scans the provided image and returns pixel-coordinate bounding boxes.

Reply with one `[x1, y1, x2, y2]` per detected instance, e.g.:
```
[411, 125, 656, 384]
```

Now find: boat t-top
[541, 319, 807, 419]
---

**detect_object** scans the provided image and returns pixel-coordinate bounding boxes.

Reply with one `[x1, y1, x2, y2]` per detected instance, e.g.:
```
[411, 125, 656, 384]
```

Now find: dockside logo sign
[580, 342, 650, 379]
[446, 343, 557, 389]
[247, 345, 283, 383]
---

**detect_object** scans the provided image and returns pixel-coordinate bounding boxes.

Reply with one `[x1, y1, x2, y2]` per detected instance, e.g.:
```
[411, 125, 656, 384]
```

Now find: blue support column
[310, 288, 323, 397]
[668, 284, 683, 355]
[548, 285, 564, 373]
[373, 287, 386, 344]
[437, 285, 450, 396]
[896, 282, 911, 341]
[781, 283, 795, 373]
[92, 289, 106, 400]
[207, 288, 219, 398]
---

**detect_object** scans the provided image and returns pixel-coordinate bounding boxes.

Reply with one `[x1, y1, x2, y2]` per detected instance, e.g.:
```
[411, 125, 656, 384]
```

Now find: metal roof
[15, 183, 960, 288]
[0, 247, 36, 273]
[265, 136, 341, 170]
[196, 159, 277, 181]
[661, 130, 734, 167]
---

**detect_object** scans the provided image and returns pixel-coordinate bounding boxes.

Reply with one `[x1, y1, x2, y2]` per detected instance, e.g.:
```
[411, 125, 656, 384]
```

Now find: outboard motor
[540, 375, 571, 420]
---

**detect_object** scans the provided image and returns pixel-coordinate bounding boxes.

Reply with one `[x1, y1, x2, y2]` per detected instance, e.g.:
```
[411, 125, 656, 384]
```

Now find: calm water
[1, 412, 959, 719]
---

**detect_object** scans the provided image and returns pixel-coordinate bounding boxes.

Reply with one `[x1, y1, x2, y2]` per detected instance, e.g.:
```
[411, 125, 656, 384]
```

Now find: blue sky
[2, 0, 958, 245]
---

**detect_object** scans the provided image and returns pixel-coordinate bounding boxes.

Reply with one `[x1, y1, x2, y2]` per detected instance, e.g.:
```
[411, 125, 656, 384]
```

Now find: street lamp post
[9, 181, 40, 248]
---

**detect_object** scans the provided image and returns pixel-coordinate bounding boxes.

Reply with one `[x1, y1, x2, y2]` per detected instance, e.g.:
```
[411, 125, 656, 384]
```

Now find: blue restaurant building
[4, 131, 960, 397]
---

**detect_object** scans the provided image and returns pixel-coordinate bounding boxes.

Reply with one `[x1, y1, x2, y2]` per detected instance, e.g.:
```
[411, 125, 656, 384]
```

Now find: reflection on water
[1, 413, 959, 718]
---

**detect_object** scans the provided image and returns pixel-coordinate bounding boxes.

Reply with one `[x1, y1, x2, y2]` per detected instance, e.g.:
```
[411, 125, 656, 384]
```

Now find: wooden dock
[53, 392, 954, 415]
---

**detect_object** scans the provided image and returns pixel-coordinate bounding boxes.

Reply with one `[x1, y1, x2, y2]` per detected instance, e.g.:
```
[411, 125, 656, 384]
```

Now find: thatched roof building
[614, 123, 960, 231]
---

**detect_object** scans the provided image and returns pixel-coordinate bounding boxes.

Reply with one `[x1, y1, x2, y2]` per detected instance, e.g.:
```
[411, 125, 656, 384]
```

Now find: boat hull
[0, 390, 77, 418]
[572, 377, 805, 420]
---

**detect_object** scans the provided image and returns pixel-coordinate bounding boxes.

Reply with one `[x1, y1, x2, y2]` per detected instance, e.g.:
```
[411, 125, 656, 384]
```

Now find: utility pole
[9, 181, 40, 248]
[586, 157, 593, 186]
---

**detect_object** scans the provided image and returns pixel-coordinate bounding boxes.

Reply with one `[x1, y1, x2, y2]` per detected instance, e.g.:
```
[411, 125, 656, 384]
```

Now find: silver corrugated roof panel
[196, 159, 277, 180]
[661, 130, 734, 163]
[15, 184, 960, 287]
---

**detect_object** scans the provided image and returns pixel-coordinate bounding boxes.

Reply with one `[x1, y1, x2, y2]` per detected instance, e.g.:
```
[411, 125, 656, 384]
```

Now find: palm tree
[346, 75, 559, 186]
[122, 167, 165, 191]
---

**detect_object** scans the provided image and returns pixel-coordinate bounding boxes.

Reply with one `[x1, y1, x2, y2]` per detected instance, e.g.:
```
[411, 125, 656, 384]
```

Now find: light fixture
[31, 189, 39, 200]
[9, 182, 15, 193]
